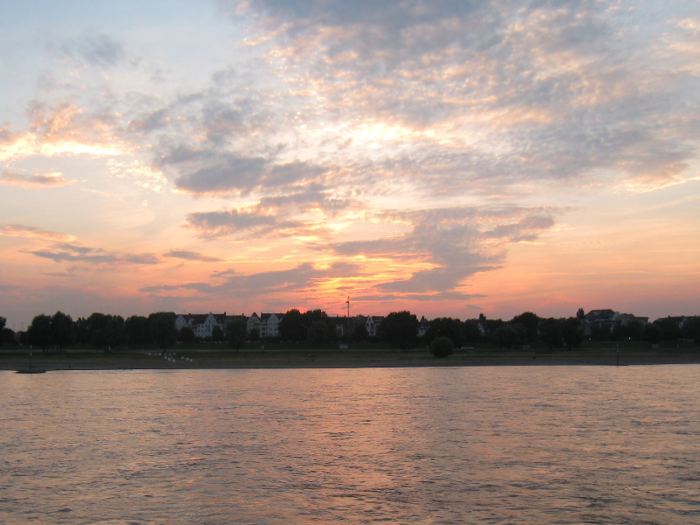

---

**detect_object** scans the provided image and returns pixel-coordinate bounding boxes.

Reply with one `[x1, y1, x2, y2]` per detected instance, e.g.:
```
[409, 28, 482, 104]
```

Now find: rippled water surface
[2, 366, 700, 524]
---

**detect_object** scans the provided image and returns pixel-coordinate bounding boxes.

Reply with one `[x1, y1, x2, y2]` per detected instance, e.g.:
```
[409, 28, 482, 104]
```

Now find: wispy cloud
[142, 262, 328, 298]
[163, 250, 223, 263]
[0, 224, 75, 242]
[330, 206, 556, 295]
[28, 243, 159, 266]
[0, 171, 76, 189]
[56, 33, 127, 69]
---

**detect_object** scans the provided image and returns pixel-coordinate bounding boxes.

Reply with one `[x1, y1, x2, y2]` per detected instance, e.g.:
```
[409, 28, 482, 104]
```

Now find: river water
[1, 365, 699, 524]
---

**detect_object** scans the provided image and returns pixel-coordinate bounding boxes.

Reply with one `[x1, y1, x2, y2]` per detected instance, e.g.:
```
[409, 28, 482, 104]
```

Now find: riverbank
[3, 347, 700, 372]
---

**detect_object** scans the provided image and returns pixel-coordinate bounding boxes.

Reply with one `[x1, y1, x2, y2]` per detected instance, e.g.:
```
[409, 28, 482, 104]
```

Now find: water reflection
[1, 366, 699, 523]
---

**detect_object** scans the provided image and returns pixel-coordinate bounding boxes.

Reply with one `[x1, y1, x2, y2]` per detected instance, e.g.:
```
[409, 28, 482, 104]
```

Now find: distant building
[176, 312, 228, 339]
[418, 316, 430, 337]
[247, 312, 284, 338]
[366, 316, 384, 337]
[580, 309, 649, 337]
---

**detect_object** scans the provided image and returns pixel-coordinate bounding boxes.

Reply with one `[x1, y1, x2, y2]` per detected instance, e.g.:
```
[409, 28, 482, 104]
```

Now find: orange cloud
[0, 171, 76, 189]
[0, 224, 76, 242]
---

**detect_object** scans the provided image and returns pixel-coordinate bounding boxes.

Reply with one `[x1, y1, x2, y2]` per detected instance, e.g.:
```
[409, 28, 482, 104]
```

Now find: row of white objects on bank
[146, 351, 193, 362]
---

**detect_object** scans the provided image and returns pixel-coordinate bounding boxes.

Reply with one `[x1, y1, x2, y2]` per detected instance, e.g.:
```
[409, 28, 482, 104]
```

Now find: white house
[366, 316, 384, 337]
[247, 312, 283, 338]
[175, 312, 228, 339]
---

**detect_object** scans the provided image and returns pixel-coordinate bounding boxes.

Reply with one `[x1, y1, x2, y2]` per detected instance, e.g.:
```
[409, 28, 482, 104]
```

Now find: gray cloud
[142, 261, 361, 298]
[0, 172, 76, 188]
[28, 243, 159, 265]
[172, 153, 268, 195]
[331, 206, 556, 294]
[167, 150, 328, 196]
[163, 250, 223, 262]
[352, 291, 489, 303]
[128, 109, 171, 133]
[184, 183, 352, 237]
[58, 34, 126, 68]
[186, 208, 300, 237]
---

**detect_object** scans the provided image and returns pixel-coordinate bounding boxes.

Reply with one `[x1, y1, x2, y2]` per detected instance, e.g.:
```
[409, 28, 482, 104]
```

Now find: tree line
[3, 308, 699, 356]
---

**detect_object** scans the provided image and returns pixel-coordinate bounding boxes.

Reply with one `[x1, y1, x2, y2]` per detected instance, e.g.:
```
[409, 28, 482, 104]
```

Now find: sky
[1, 0, 699, 329]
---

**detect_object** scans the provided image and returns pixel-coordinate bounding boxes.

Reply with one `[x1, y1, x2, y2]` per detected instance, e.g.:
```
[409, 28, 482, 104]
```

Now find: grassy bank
[2, 340, 700, 371]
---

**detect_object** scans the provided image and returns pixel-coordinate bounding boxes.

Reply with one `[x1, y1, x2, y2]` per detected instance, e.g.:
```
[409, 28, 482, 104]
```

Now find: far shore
[3, 345, 700, 372]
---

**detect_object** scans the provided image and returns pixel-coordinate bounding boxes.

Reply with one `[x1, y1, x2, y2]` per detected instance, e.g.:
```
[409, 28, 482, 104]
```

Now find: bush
[430, 336, 454, 358]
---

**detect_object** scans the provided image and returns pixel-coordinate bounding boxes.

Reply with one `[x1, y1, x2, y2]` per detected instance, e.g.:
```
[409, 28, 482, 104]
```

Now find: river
[1, 365, 699, 523]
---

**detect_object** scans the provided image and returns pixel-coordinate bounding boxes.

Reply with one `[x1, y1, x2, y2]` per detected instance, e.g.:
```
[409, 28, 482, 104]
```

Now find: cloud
[185, 207, 301, 237]
[221, 0, 700, 194]
[172, 153, 268, 194]
[168, 150, 327, 196]
[142, 262, 322, 297]
[25, 102, 128, 157]
[184, 183, 350, 237]
[27, 243, 160, 266]
[128, 109, 171, 133]
[0, 171, 76, 189]
[331, 206, 556, 294]
[352, 291, 489, 303]
[482, 215, 556, 243]
[0, 225, 75, 242]
[163, 250, 223, 262]
[58, 34, 127, 68]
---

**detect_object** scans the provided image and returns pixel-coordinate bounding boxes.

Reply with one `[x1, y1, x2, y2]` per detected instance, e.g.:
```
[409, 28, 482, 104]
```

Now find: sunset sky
[1, 0, 699, 329]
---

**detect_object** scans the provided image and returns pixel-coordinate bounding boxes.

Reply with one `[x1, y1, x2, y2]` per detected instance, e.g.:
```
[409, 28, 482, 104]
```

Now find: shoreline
[3, 349, 700, 372]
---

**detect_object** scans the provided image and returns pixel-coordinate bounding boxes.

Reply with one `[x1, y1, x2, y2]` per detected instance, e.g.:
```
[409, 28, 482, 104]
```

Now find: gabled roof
[585, 309, 617, 321]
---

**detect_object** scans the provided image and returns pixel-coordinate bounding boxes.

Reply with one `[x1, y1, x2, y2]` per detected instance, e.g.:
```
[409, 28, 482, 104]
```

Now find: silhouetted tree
[179, 326, 196, 343]
[492, 323, 527, 350]
[562, 317, 584, 350]
[211, 325, 224, 342]
[613, 321, 643, 341]
[484, 319, 504, 342]
[150, 312, 177, 351]
[642, 323, 662, 345]
[425, 317, 464, 348]
[653, 317, 682, 341]
[511, 312, 540, 344]
[87, 313, 111, 347]
[28, 314, 53, 352]
[104, 315, 127, 348]
[590, 323, 611, 341]
[125, 315, 150, 344]
[682, 318, 700, 346]
[307, 320, 328, 345]
[383, 311, 419, 350]
[51, 311, 74, 350]
[225, 319, 247, 352]
[351, 323, 369, 342]
[303, 309, 336, 342]
[74, 317, 91, 344]
[279, 309, 307, 342]
[248, 327, 259, 341]
[462, 320, 483, 344]
[1, 324, 14, 346]
[539, 318, 564, 350]
[0, 318, 13, 346]
[430, 336, 454, 358]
